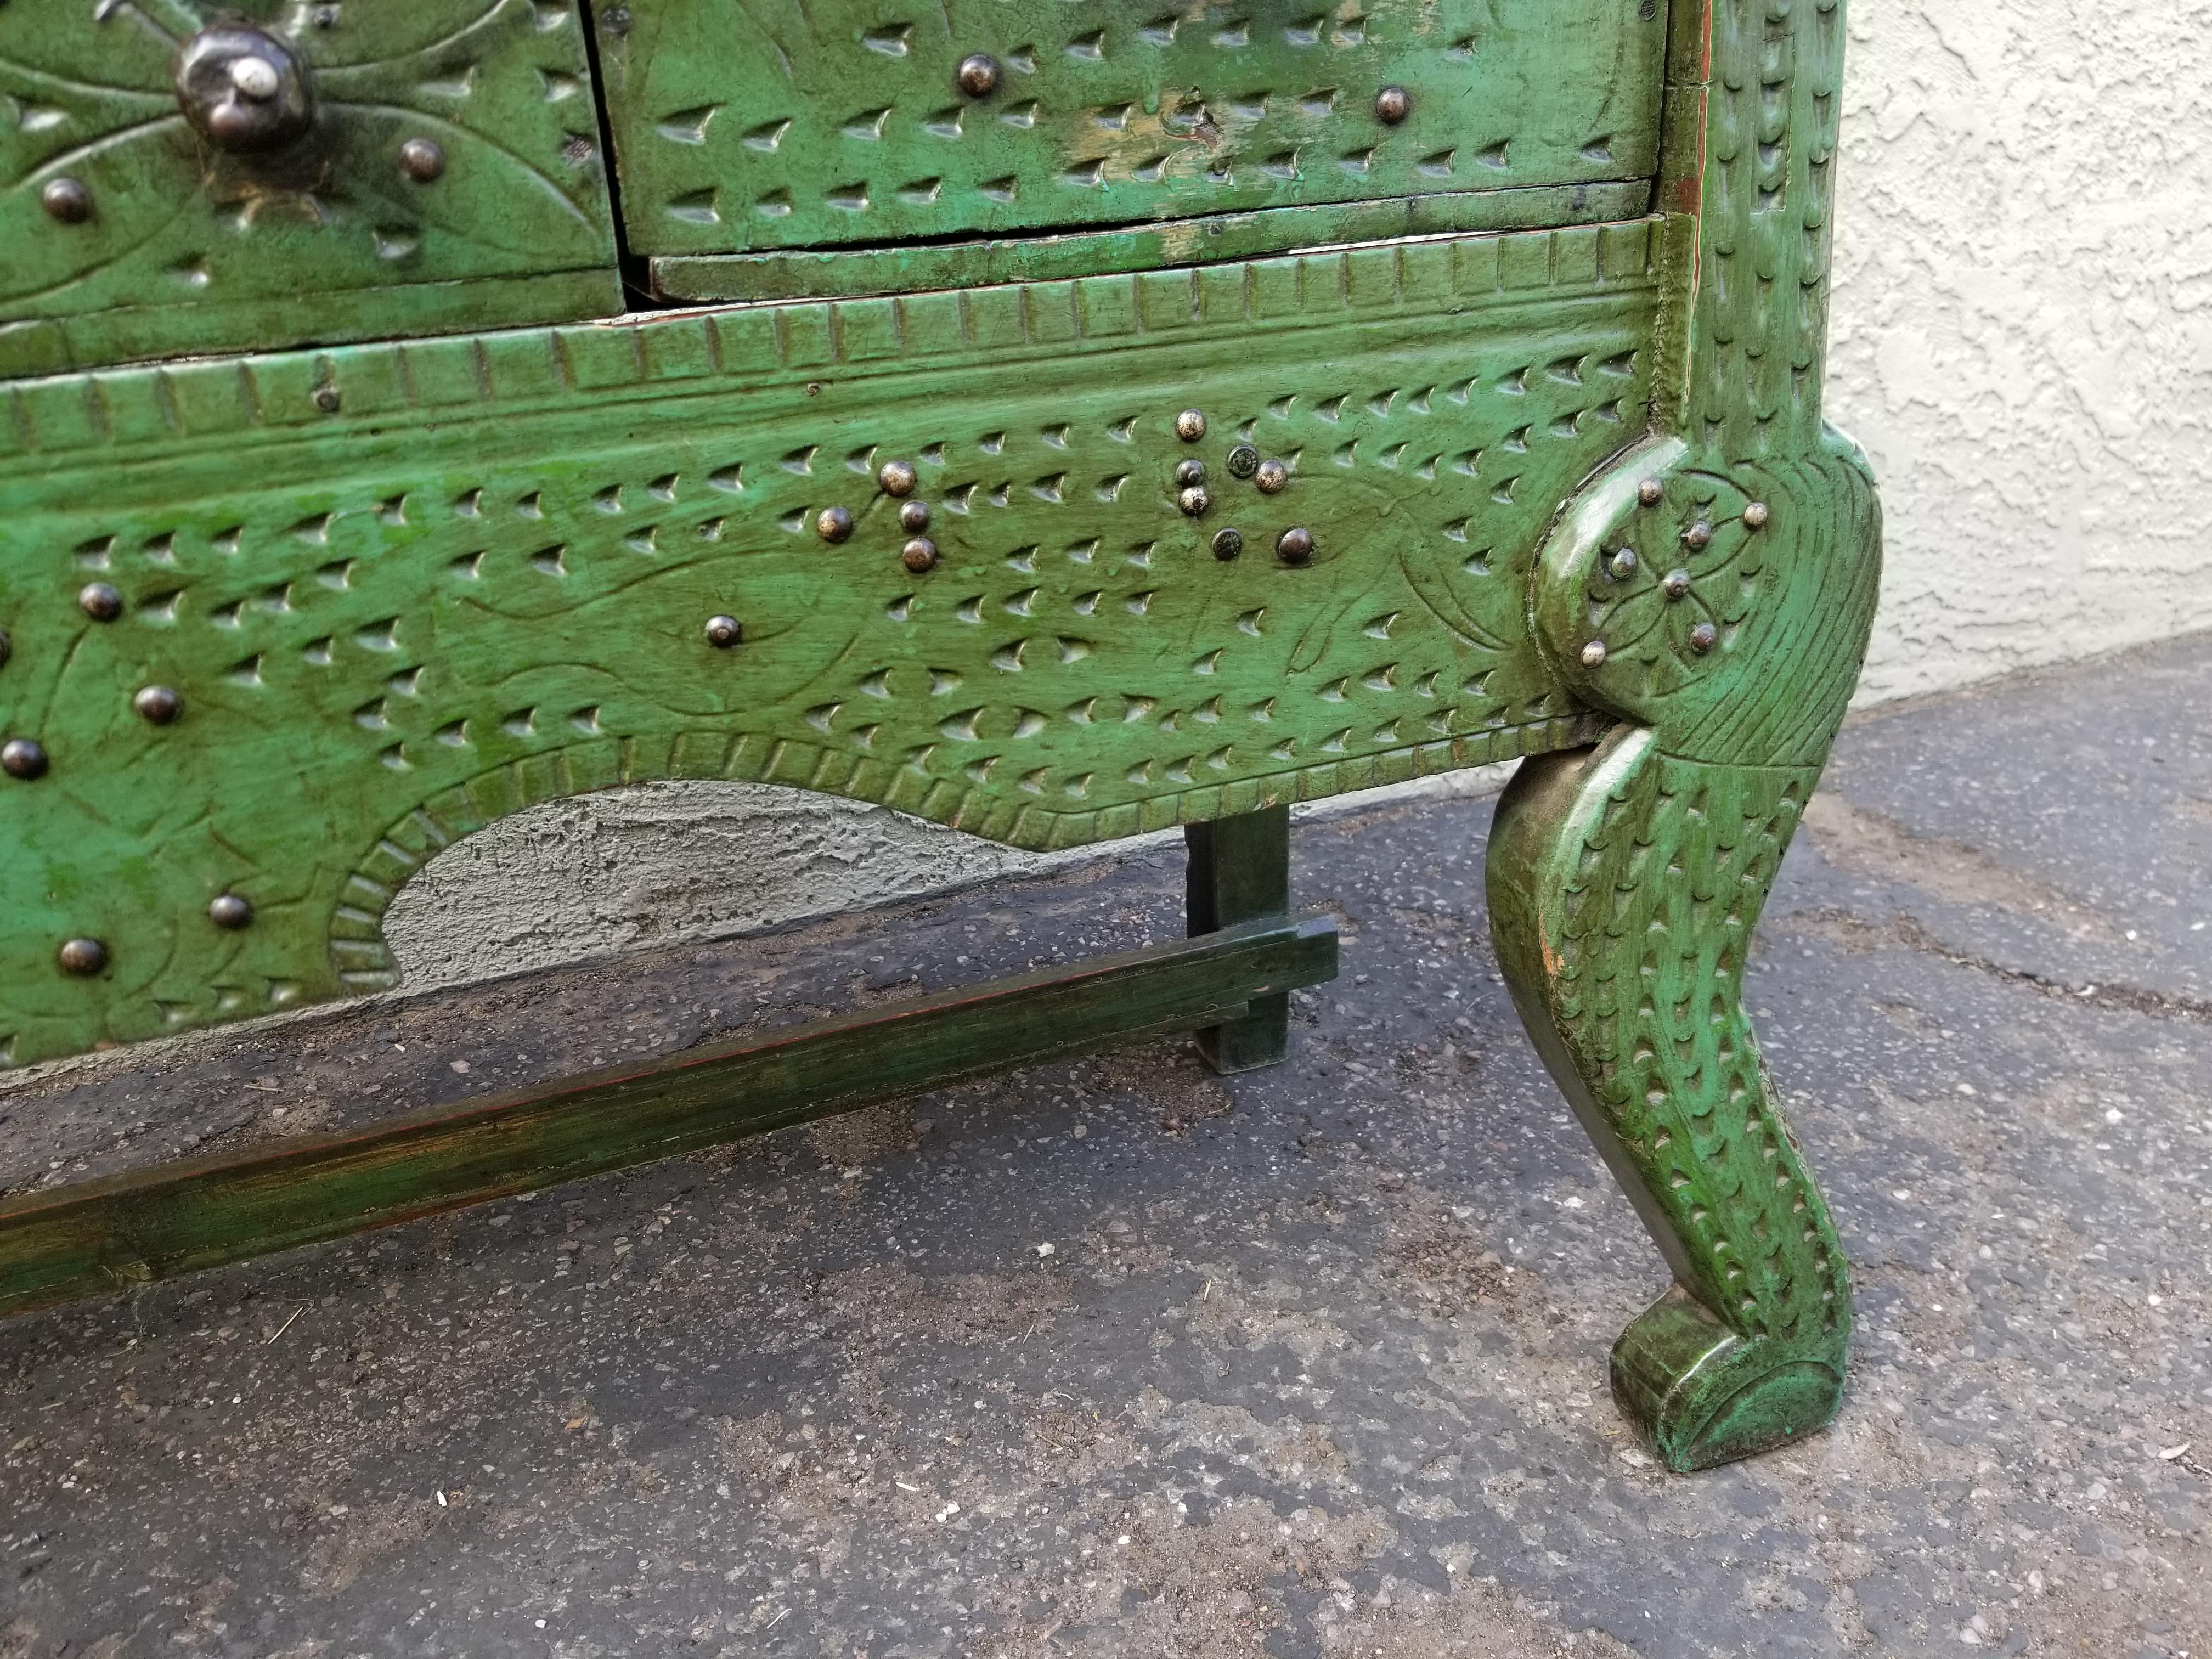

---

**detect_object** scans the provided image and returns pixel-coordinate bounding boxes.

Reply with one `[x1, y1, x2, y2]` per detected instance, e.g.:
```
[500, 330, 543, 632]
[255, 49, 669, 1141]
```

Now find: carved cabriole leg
[1489, 430, 1882, 1469]
[1186, 805, 1293, 1073]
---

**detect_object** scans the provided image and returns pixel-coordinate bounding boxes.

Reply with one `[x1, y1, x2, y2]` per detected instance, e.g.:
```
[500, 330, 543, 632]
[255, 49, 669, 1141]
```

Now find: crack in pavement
[1782, 904, 2212, 1024]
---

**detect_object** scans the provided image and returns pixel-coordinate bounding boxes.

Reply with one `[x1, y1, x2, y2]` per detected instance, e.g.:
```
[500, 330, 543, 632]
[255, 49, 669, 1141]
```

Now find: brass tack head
[703, 613, 743, 647]
[1177, 485, 1210, 517]
[901, 537, 938, 573]
[1226, 445, 1260, 479]
[78, 581, 123, 622]
[1174, 409, 1206, 442]
[208, 892, 253, 930]
[399, 137, 446, 182]
[1276, 526, 1314, 565]
[1662, 567, 1693, 600]
[1212, 528, 1244, 561]
[2, 737, 48, 780]
[1689, 620, 1719, 654]
[1174, 458, 1206, 488]
[815, 504, 854, 543]
[1683, 519, 1713, 549]
[899, 499, 931, 532]
[1580, 640, 1609, 669]
[1374, 84, 1411, 124]
[58, 936, 108, 977]
[1743, 500, 1770, 528]
[956, 52, 1001, 98]
[1254, 458, 1289, 495]
[1637, 477, 1664, 506]
[878, 459, 917, 497]
[42, 176, 92, 224]
[1609, 548, 1638, 580]
[312, 385, 341, 413]
[133, 685, 182, 725]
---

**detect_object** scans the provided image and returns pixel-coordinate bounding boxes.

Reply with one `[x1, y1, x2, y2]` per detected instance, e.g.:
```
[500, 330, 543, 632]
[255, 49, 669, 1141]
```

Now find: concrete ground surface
[2, 633, 2208, 1658]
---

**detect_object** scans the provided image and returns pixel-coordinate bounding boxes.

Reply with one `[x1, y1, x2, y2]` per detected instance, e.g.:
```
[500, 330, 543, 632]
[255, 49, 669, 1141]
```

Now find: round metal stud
[1177, 485, 1210, 517]
[1637, 477, 1664, 507]
[1608, 548, 1638, 580]
[174, 24, 314, 154]
[1226, 444, 1260, 479]
[41, 177, 92, 224]
[1689, 621, 1719, 654]
[956, 53, 1001, 98]
[398, 137, 446, 182]
[208, 892, 254, 930]
[2, 737, 48, 781]
[1374, 84, 1412, 125]
[58, 937, 108, 977]
[1276, 527, 1314, 566]
[133, 685, 182, 725]
[878, 459, 917, 497]
[1742, 500, 1770, 529]
[899, 499, 931, 532]
[703, 613, 743, 647]
[1253, 458, 1289, 495]
[901, 537, 938, 573]
[815, 505, 854, 544]
[1174, 458, 1206, 488]
[78, 581, 123, 622]
[1683, 519, 1713, 550]
[1174, 408, 1207, 442]
[312, 385, 342, 413]
[1211, 528, 1244, 561]
[1662, 567, 1694, 600]
[1580, 640, 1609, 669]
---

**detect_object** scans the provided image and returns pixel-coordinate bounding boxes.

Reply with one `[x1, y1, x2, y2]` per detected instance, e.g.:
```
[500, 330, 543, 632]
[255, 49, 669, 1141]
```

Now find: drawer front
[597, 0, 1666, 261]
[0, 223, 1654, 1065]
[0, 0, 619, 376]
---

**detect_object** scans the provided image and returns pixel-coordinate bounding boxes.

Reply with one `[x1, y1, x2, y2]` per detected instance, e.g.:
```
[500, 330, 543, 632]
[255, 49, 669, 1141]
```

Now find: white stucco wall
[1830, 0, 2212, 700]
[387, 0, 2212, 988]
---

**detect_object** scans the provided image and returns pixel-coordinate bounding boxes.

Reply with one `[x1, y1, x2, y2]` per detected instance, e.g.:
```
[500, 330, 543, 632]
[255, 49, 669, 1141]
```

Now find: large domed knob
[174, 25, 314, 155]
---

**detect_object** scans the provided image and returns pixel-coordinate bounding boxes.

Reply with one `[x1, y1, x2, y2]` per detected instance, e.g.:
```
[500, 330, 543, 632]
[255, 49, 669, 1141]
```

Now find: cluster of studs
[42, 16, 448, 229]
[1, 591, 255, 979]
[810, 456, 941, 580]
[1171, 409, 1313, 567]
[1578, 480, 1767, 670]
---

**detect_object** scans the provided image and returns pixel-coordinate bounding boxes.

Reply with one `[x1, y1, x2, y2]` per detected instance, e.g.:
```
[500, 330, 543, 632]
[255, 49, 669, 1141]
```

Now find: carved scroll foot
[1490, 732, 1850, 1470]
[1489, 431, 1882, 1469]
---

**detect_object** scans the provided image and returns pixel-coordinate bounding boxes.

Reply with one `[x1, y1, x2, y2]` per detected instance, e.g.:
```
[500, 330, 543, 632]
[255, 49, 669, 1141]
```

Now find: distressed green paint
[651, 182, 1654, 303]
[1485, 0, 1882, 1470]
[0, 913, 1336, 1318]
[0, 223, 1646, 1067]
[0, 0, 620, 376]
[594, 0, 1667, 256]
[1184, 804, 1291, 1073]
[0, 0, 1887, 1476]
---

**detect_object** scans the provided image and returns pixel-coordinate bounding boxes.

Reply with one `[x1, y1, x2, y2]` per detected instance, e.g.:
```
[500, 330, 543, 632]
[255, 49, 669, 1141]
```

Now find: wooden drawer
[597, 0, 1667, 300]
[0, 0, 620, 376]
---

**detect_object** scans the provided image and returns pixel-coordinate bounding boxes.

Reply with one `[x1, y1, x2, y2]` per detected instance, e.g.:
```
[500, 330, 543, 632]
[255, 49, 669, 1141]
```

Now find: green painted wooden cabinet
[0, 0, 1883, 1474]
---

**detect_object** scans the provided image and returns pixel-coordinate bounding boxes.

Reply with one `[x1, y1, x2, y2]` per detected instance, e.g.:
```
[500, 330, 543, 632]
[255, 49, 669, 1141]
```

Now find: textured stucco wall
[1830, 0, 2212, 700]
[392, 0, 2212, 989]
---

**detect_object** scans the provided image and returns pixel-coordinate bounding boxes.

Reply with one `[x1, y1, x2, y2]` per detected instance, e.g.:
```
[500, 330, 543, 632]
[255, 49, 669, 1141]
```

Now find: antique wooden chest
[0, 0, 1881, 1471]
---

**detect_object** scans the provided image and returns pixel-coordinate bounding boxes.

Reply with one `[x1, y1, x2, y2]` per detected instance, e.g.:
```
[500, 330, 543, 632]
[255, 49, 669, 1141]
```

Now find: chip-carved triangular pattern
[0, 225, 1652, 1063]
[1549, 732, 1847, 1348]
[595, 0, 1667, 255]
[0, 0, 617, 375]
